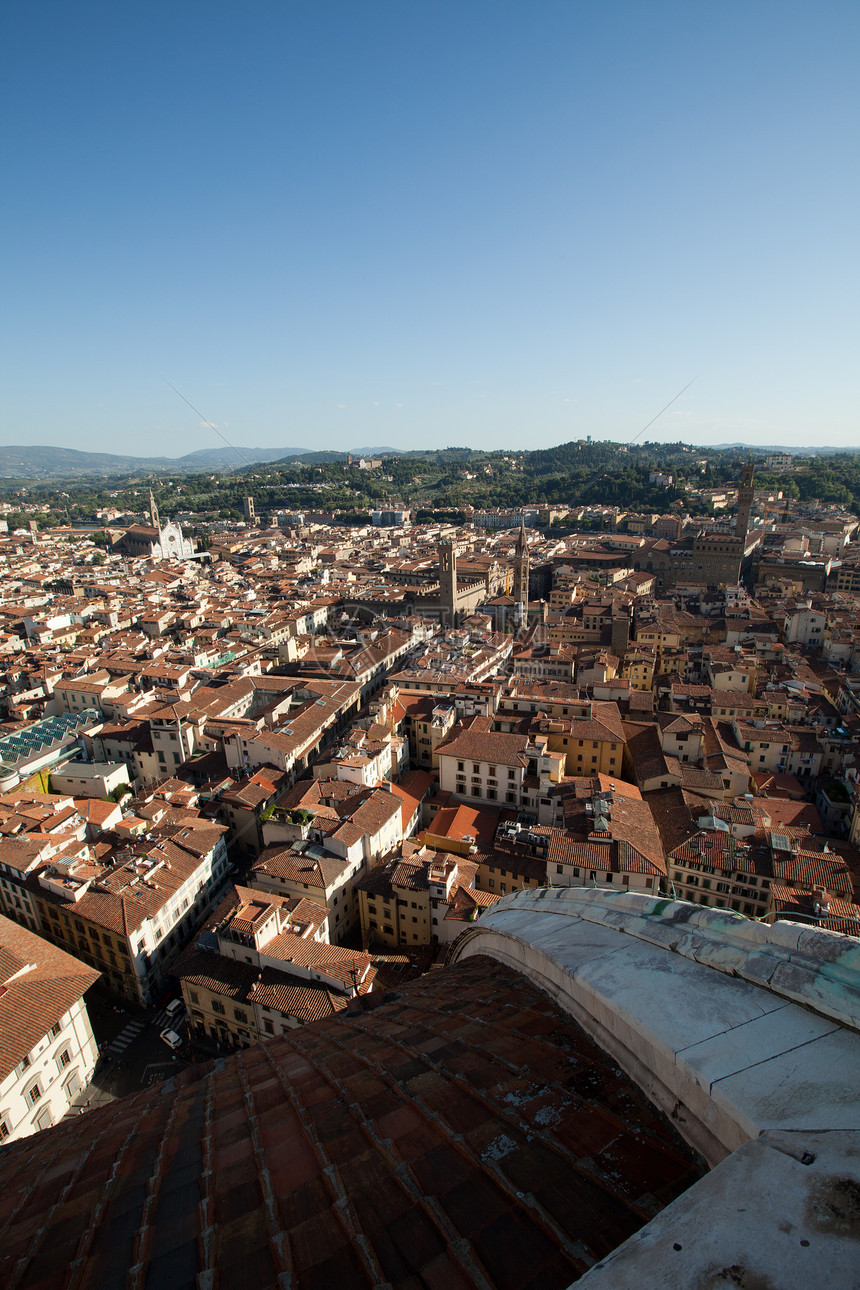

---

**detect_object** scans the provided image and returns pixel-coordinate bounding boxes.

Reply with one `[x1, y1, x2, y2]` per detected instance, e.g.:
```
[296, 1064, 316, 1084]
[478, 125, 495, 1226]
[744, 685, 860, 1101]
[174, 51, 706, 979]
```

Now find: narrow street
[66, 986, 193, 1114]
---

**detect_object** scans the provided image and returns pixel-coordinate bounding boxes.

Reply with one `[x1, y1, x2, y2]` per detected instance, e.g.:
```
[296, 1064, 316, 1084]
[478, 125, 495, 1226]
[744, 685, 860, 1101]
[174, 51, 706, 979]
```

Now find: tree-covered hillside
[2, 440, 859, 526]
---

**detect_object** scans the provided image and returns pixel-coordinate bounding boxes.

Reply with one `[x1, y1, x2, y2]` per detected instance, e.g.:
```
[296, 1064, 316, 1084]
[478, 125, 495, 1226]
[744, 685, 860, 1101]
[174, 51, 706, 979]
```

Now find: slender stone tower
[438, 540, 458, 625]
[736, 461, 754, 539]
[513, 518, 530, 626]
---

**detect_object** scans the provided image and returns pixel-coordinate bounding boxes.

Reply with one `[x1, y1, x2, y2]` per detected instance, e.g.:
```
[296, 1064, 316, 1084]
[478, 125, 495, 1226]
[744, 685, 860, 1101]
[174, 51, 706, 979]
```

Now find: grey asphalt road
[67, 986, 193, 1114]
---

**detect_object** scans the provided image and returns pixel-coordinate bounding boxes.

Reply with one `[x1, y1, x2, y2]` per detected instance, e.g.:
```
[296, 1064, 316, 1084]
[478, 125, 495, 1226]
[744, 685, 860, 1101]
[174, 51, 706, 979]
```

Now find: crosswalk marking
[104, 1019, 145, 1056]
[99, 1006, 184, 1061]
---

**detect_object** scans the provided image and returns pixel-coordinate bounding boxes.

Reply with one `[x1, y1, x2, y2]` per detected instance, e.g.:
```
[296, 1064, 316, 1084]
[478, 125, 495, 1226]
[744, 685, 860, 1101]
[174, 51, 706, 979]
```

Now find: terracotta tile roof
[481, 846, 547, 882]
[259, 931, 373, 988]
[0, 915, 100, 1079]
[768, 884, 860, 932]
[72, 798, 122, 827]
[553, 784, 665, 869]
[197, 884, 330, 943]
[0, 955, 704, 1290]
[336, 787, 402, 836]
[425, 799, 517, 850]
[760, 797, 823, 833]
[354, 864, 396, 897]
[176, 949, 359, 1023]
[381, 768, 433, 829]
[174, 945, 258, 1000]
[679, 764, 725, 792]
[548, 833, 666, 877]
[0, 835, 53, 872]
[623, 722, 673, 783]
[771, 851, 853, 895]
[444, 887, 502, 921]
[671, 833, 771, 878]
[437, 728, 530, 768]
[278, 778, 357, 811]
[389, 859, 427, 891]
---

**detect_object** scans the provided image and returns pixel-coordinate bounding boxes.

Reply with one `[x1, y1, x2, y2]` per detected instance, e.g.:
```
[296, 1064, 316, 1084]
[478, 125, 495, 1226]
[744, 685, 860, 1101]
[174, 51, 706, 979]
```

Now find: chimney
[812, 886, 830, 917]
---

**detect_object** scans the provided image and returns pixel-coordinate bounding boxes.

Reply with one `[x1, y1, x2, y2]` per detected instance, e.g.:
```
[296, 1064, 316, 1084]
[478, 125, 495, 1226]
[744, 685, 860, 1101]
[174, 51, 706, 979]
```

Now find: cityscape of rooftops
[1, 5, 859, 1288]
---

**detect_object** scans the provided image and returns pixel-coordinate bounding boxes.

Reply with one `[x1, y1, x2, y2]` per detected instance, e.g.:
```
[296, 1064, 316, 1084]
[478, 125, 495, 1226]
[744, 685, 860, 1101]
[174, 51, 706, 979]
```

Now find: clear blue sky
[2, 1, 858, 457]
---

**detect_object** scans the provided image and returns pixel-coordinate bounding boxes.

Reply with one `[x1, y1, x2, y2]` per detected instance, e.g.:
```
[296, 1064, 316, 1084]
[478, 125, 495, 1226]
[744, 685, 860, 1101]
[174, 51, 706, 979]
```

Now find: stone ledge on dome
[448, 886, 860, 1288]
[578, 1127, 860, 1290]
[453, 886, 860, 1032]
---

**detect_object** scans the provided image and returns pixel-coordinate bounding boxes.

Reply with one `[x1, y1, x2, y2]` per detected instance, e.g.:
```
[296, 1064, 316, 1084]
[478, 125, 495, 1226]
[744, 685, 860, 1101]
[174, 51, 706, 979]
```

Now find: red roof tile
[0, 956, 704, 1290]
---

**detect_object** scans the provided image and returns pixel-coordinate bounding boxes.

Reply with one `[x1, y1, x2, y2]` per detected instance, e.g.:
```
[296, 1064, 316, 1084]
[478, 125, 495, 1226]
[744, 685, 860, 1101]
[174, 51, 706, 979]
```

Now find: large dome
[1, 888, 858, 1290]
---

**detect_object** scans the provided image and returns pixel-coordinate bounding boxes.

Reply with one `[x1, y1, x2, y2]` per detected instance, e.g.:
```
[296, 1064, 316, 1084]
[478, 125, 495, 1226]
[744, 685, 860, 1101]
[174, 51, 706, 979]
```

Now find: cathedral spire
[149, 489, 160, 532]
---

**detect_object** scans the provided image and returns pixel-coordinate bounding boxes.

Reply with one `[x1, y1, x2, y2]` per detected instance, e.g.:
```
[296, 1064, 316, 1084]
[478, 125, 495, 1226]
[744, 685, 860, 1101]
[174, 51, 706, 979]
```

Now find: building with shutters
[0, 914, 99, 1143]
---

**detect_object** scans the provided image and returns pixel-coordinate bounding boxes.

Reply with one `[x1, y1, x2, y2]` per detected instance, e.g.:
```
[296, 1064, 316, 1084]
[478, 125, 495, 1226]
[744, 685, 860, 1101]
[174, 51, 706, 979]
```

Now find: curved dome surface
[1, 888, 858, 1290]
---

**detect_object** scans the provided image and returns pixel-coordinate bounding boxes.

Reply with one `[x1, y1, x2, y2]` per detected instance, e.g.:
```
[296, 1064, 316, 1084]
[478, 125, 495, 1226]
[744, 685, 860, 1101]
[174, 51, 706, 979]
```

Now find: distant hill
[0, 441, 411, 481]
[0, 443, 317, 479]
[175, 446, 310, 469]
[0, 446, 167, 478]
[1, 438, 857, 483]
[349, 446, 402, 456]
[710, 443, 860, 455]
[271, 451, 350, 465]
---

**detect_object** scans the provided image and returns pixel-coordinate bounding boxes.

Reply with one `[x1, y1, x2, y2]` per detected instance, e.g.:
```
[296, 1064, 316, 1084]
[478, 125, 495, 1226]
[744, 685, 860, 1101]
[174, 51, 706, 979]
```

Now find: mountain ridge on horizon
[0, 439, 857, 482]
[0, 443, 406, 479]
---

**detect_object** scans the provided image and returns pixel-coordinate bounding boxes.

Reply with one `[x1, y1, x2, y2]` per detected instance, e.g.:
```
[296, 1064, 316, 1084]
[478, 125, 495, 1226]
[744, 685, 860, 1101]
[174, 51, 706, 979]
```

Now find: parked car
[165, 998, 185, 1020]
[160, 1028, 183, 1051]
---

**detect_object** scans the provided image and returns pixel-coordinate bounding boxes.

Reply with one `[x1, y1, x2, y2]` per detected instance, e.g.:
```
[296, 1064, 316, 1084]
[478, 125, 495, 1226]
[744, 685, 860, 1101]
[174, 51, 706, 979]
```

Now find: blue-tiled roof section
[0, 708, 101, 766]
